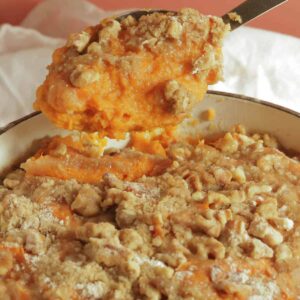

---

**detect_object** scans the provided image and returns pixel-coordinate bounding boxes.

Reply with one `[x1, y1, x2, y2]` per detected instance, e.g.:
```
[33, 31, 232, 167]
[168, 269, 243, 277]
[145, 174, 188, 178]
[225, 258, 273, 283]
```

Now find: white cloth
[1, 0, 300, 127]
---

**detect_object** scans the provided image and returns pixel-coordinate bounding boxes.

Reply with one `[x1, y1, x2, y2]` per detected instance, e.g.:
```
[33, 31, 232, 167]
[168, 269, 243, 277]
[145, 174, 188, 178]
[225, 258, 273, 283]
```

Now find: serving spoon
[116, 0, 288, 31]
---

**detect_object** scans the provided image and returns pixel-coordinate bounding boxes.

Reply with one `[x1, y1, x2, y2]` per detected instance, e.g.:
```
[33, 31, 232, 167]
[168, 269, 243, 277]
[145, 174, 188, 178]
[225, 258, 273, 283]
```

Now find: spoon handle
[222, 0, 288, 30]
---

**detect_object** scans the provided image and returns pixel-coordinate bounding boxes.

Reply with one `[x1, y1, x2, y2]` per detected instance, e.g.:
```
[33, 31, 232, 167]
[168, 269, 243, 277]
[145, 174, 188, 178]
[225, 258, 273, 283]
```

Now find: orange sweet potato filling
[22, 141, 171, 184]
[129, 126, 177, 157]
[35, 47, 209, 138]
[37, 133, 108, 158]
[0, 245, 25, 264]
[34, 10, 228, 138]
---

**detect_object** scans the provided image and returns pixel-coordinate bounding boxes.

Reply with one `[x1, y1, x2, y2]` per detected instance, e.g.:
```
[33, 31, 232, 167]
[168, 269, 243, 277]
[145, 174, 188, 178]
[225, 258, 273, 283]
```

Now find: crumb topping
[1, 127, 299, 299]
[227, 12, 243, 24]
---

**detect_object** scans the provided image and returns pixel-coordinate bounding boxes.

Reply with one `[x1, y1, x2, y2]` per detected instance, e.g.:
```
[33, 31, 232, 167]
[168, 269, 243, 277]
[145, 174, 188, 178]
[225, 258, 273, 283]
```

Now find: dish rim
[1, 90, 299, 136]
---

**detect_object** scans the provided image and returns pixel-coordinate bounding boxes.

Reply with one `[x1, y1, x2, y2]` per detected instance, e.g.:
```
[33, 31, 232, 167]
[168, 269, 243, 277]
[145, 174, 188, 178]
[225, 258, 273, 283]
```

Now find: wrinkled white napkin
[1, 0, 300, 127]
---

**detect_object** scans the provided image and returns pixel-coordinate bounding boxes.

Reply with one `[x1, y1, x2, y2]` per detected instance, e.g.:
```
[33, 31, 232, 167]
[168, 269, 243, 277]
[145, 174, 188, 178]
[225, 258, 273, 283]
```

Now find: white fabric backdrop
[0, 0, 300, 127]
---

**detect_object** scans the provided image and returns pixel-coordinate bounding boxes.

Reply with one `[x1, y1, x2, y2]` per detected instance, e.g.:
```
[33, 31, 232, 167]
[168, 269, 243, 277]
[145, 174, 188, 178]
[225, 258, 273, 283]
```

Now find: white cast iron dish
[1, 91, 300, 177]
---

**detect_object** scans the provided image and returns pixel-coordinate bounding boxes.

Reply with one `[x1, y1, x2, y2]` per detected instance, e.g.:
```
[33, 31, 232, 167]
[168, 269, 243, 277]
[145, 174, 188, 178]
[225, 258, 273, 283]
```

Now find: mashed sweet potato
[21, 133, 171, 184]
[34, 9, 229, 138]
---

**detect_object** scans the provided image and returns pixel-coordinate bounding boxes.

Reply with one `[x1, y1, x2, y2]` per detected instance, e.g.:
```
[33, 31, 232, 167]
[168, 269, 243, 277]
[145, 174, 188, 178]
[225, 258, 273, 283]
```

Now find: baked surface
[1, 126, 299, 299]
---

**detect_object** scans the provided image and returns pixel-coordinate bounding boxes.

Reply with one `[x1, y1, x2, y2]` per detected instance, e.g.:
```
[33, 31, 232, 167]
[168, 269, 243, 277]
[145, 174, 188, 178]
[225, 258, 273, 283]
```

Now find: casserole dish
[1, 91, 300, 299]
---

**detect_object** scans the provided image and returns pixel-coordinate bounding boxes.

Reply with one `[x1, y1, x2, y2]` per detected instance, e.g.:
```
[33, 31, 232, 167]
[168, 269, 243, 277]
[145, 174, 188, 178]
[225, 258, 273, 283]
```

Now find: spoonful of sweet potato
[34, 0, 287, 138]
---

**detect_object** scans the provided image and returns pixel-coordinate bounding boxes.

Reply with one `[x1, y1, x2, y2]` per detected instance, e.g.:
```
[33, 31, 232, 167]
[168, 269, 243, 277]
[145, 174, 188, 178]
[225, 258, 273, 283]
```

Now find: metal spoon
[222, 0, 288, 30]
[116, 0, 288, 31]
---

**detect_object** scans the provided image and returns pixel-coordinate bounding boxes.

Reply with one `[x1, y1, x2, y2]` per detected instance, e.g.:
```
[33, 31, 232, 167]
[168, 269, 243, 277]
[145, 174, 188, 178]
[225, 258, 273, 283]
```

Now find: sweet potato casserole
[1, 126, 300, 299]
[1, 7, 299, 300]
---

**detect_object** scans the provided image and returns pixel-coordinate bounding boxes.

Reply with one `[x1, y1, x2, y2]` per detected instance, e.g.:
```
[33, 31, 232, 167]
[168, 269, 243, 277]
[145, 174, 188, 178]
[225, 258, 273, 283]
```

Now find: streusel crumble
[1, 126, 299, 299]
